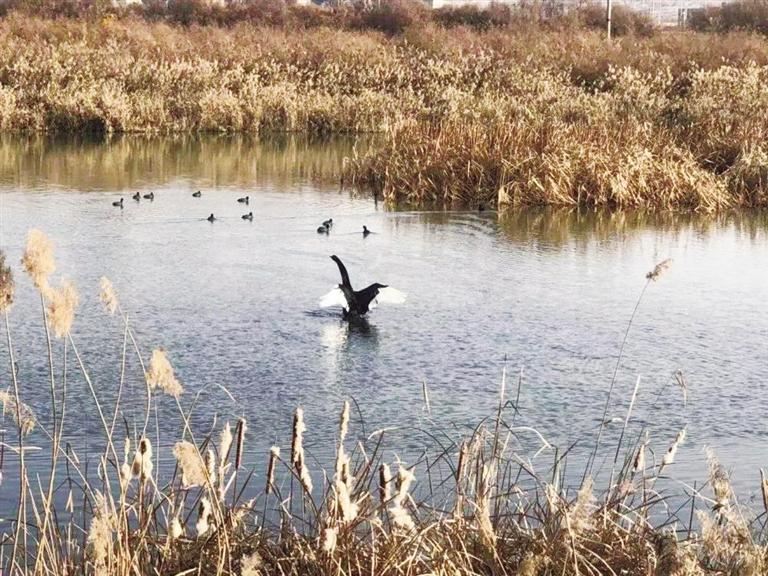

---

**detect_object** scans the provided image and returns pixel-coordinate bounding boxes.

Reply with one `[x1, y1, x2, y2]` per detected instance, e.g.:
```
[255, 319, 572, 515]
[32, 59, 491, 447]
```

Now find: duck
[112, 198, 124, 208]
[237, 196, 249, 204]
[192, 190, 202, 198]
[132, 192, 141, 202]
[363, 225, 371, 237]
[319, 255, 406, 319]
[322, 218, 333, 228]
[207, 213, 216, 222]
[242, 212, 253, 221]
[143, 192, 155, 201]
[317, 224, 330, 234]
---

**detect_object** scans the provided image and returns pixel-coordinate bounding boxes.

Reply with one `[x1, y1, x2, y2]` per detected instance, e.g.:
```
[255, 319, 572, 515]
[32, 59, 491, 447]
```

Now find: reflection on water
[0, 133, 367, 192]
[0, 135, 768, 514]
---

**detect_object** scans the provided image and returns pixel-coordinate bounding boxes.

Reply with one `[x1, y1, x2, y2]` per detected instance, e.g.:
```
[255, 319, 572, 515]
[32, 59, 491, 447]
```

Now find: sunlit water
[0, 135, 767, 523]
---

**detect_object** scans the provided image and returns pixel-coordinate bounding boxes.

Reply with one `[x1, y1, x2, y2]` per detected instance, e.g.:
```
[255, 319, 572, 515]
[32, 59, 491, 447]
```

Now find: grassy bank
[0, 15, 767, 209]
[0, 231, 767, 575]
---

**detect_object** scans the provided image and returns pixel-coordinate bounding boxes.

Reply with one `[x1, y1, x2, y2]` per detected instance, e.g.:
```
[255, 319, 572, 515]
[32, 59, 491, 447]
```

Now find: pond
[0, 134, 767, 518]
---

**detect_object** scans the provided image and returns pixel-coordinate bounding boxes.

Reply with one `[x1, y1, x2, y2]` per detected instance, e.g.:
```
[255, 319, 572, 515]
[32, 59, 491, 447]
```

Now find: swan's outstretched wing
[319, 287, 348, 310]
[377, 287, 407, 304]
[369, 286, 407, 310]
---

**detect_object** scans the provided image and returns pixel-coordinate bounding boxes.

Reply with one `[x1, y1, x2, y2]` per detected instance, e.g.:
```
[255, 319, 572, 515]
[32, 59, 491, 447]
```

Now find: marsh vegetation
[0, 6, 767, 209]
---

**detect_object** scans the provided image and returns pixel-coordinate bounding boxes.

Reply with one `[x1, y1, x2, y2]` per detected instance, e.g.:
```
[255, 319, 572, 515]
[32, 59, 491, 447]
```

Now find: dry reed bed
[1, 230, 768, 575]
[0, 17, 767, 208]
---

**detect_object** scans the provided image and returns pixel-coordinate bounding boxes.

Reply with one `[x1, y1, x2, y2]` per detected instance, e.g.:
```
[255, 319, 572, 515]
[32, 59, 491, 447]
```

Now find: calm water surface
[0, 135, 767, 515]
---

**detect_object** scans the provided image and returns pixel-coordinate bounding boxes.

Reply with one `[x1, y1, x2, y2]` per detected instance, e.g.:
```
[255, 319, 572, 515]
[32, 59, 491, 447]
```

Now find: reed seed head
[706, 447, 732, 512]
[0, 390, 35, 436]
[99, 276, 119, 315]
[646, 258, 673, 281]
[146, 348, 183, 398]
[21, 229, 55, 293]
[0, 250, 14, 312]
[173, 441, 207, 488]
[47, 280, 79, 338]
[87, 492, 115, 573]
[661, 428, 686, 467]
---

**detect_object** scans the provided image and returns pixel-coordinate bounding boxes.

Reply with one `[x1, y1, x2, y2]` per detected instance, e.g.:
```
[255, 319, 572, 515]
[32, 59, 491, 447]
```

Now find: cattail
[760, 469, 768, 514]
[173, 441, 206, 488]
[266, 446, 279, 494]
[219, 422, 233, 467]
[235, 417, 247, 470]
[291, 407, 312, 494]
[132, 436, 153, 481]
[706, 447, 732, 512]
[321, 526, 338, 555]
[120, 463, 132, 491]
[661, 428, 686, 468]
[0, 390, 35, 436]
[145, 348, 183, 398]
[378, 463, 391, 505]
[334, 479, 358, 524]
[99, 276, 119, 315]
[389, 464, 415, 532]
[646, 258, 672, 281]
[87, 492, 114, 573]
[454, 441, 468, 516]
[169, 517, 184, 540]
[476, 463, 496, 547]
[47, 280, 78, 338]
[339, 400, 350, 444]
[394, 465, 414, 506]
[205, 448, 217, 486]
[21, 229, 55, 293]
[0, 251, 14, 312]
[196, 497, 212, 537]
[633, 440, 647, 474]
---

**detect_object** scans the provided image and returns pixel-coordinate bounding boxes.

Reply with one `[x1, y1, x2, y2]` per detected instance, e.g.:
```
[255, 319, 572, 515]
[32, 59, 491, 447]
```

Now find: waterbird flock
[111, 191, 399, 319]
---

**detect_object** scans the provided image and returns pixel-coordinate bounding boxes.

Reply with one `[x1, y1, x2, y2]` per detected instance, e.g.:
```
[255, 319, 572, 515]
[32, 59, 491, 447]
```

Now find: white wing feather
[319, 287, 348, 309]
[372, 287, 407, 308]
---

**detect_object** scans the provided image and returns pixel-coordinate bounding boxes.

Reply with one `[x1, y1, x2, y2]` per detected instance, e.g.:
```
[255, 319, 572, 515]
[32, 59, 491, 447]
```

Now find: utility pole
[606, 0, 613, 39]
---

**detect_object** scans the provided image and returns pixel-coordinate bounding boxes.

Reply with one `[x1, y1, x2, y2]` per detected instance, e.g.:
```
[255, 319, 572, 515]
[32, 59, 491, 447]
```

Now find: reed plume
[87, 492, 115, 574]
[661, 428, 686, 468]
[0, 390, 35, 436]
[389, 464, 415, 531]
[99, 276, 119, 315]
[173, 441, 207, 488]
[646, 259, 673, 281]
[21, 229, 55, 294]
[0, 251, 14, 312]
[146, 348, 183, 398]
[47, 280, 79, 338]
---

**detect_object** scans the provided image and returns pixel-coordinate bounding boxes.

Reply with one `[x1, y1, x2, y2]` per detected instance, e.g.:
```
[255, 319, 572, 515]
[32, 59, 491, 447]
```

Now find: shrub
[354, 0, 428, 35]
